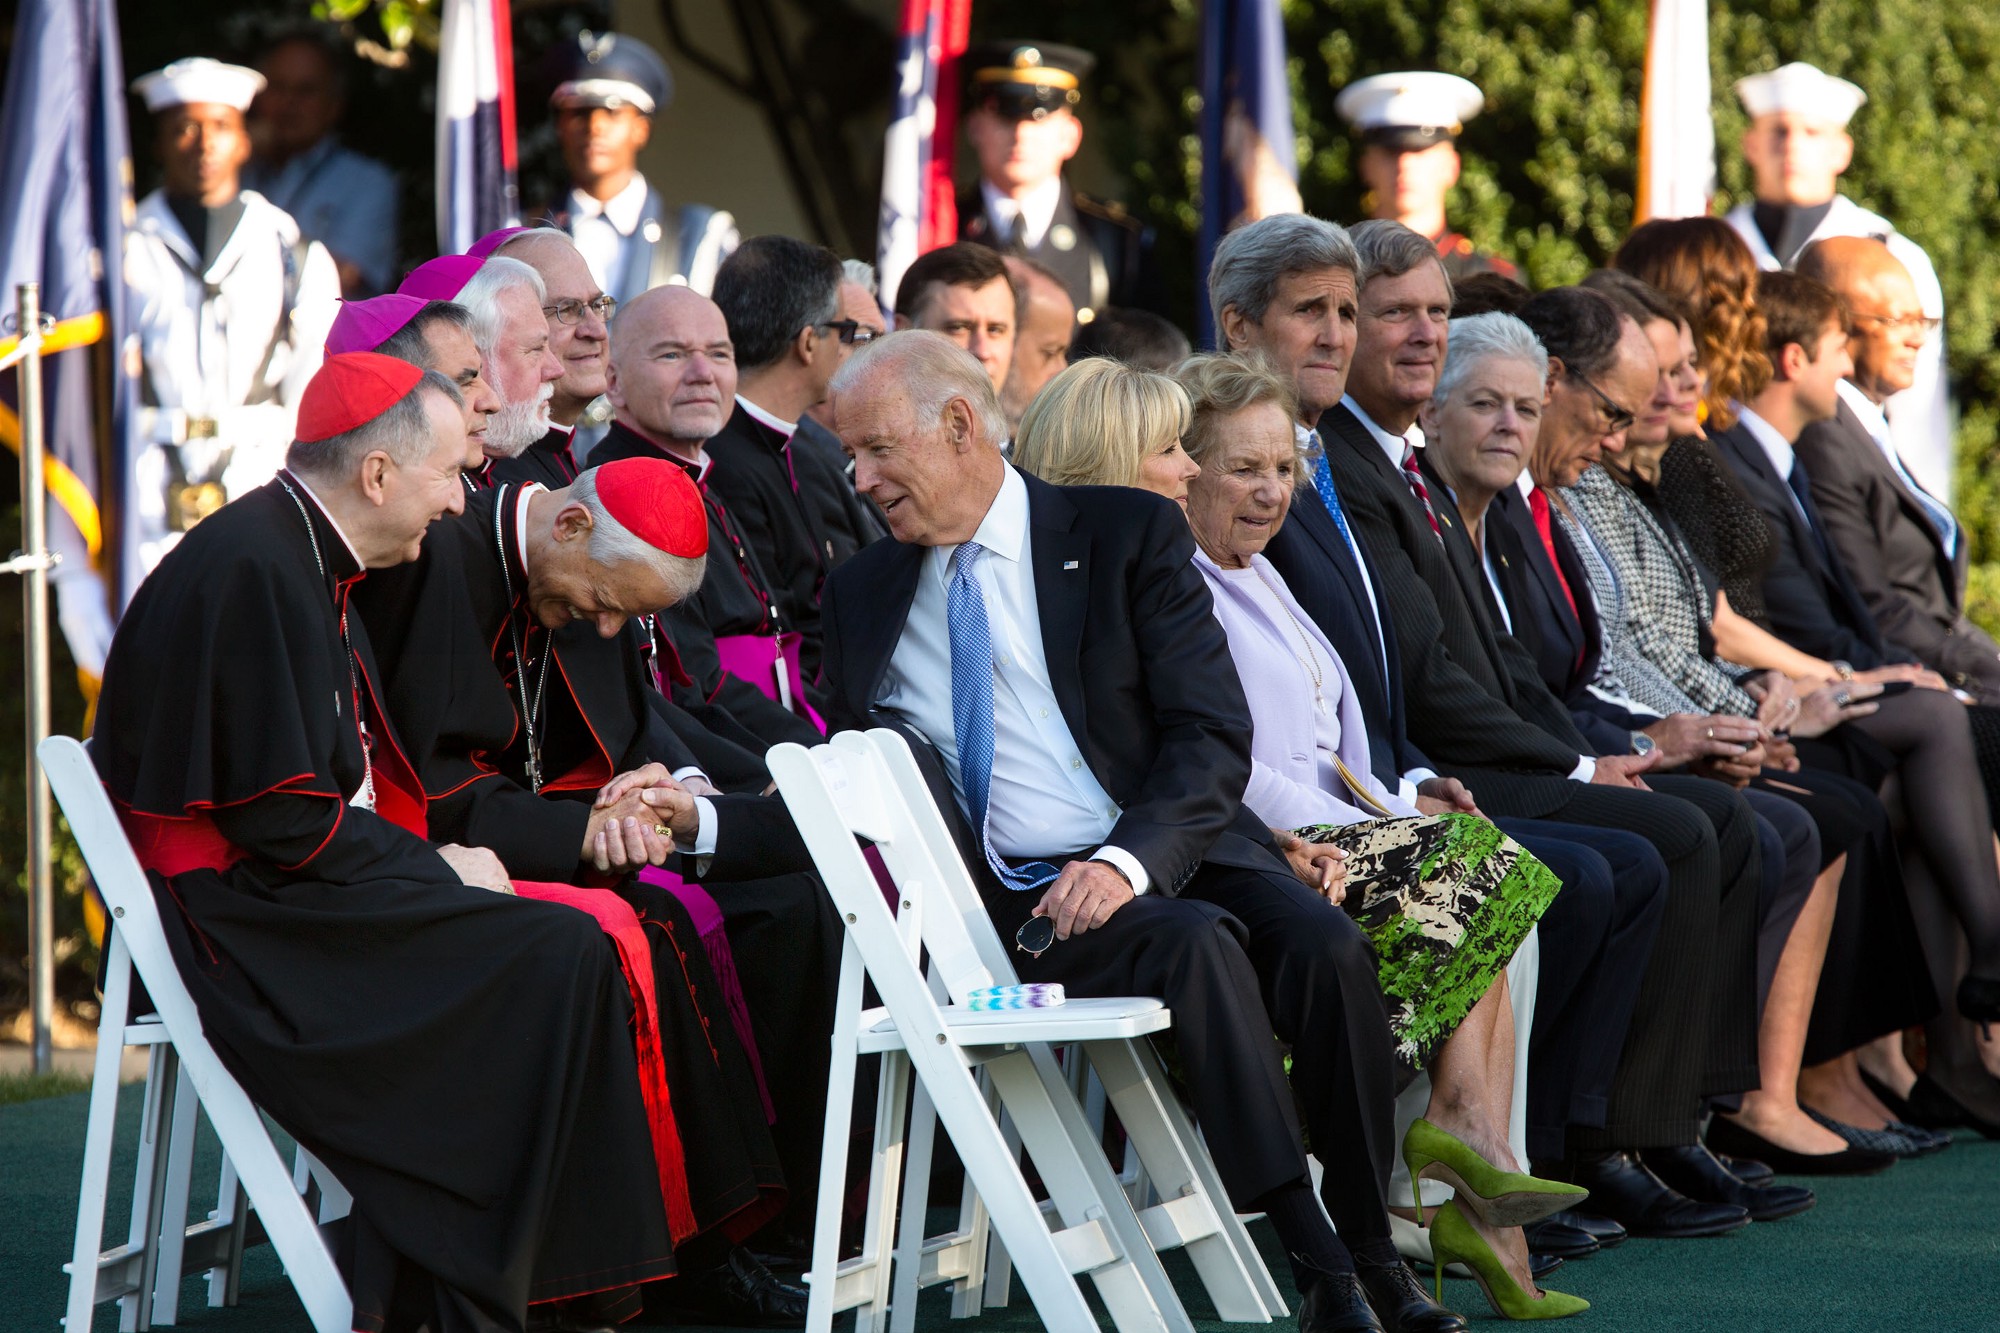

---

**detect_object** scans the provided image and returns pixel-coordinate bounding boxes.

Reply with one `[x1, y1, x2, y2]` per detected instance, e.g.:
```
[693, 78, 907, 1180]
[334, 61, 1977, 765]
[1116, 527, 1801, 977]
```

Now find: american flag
[876, 0, 971, 314]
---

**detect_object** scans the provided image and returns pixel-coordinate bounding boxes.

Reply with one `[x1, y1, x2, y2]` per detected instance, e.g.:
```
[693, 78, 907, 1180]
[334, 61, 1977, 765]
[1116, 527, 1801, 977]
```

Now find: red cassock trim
[119, 807, 246, 878]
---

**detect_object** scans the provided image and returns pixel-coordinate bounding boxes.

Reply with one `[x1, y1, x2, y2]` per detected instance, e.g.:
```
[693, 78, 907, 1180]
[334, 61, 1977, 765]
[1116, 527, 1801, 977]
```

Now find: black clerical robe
[591, 420, 823, 747]
[93, 476, 676, 1331]
[488, 424, 582, 489]
[354, 485, 798, 1239]
[702, 401, 828, 679]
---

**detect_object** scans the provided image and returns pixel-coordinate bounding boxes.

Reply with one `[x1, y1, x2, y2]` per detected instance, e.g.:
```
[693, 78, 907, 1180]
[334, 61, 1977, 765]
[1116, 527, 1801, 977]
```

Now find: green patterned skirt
[1295, 813, 1559, 1081]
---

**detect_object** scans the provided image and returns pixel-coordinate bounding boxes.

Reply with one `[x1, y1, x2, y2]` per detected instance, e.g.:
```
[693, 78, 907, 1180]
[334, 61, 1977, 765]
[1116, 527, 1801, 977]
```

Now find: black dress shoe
[652, 1245, 808, 1327]
[1642, 1143, 1816, 1221]
[1529, 1253, 1564, 1281]
[1712, 1152, 1773, 1186]
[1564, 1150, 1750, 1238]
[1905, 1072, 2000, 1140]
[1704, 1115, 1898, 1177]
[1356, 1259, 1469, 1333]
[1298, 1271, 1387, 1332]
[1520, 1216, 1598, 1260]
[1543, 1207, 1627, 1249]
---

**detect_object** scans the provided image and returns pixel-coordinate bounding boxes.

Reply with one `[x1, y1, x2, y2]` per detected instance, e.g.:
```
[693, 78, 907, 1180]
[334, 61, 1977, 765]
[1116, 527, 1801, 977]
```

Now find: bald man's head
[607, 286, 738, 446]
[1001, 257, 1076, 428]
[1798, 237, 1927, 402]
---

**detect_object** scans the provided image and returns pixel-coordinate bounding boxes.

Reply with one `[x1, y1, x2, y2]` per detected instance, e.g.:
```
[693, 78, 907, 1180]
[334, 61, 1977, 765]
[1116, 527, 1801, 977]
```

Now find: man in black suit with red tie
[819, 329, 1467, 1332]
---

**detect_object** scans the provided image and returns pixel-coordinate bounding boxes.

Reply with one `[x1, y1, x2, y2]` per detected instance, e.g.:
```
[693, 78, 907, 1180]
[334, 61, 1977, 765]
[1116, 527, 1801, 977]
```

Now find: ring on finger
[1834, 691, 1850, 706]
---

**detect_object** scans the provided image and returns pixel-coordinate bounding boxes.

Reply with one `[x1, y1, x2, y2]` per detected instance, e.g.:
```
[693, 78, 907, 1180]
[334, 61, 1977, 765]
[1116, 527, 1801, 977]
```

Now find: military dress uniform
[544, 32, 737, 301]
[55, 59, 339, 675]
[1335, 71, 1519, 285]
[955, 41, 1163, 320]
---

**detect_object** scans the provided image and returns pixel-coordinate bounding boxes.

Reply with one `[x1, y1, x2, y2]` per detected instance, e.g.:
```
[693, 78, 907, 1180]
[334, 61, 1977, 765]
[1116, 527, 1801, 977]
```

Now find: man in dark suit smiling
[818, 330, 1466, 1332]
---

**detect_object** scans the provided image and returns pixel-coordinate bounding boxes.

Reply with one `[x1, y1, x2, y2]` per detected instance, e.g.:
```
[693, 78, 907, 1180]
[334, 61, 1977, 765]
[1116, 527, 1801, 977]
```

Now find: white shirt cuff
[1400, 768, 1438, 805]
[1567, 755, 1597, 783]
[680, 796, 718, 857]
[671, 766, 707, 786]
[1090, 845, 1151, 896]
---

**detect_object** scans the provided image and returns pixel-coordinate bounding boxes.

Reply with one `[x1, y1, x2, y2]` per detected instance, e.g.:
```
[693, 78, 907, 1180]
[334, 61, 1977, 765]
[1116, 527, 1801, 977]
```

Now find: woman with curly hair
[1613, 217, 1772, 430]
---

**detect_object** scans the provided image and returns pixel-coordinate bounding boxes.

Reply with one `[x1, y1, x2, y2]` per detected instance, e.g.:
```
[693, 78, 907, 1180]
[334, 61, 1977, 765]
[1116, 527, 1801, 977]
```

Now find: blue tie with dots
[948, 542, 1060, 892]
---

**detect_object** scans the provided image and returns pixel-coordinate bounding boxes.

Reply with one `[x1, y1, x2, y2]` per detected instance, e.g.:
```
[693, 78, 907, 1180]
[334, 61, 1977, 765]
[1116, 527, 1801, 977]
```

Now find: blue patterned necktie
[1306, 432, 1356, 548]
[947, 542, 1061, 892]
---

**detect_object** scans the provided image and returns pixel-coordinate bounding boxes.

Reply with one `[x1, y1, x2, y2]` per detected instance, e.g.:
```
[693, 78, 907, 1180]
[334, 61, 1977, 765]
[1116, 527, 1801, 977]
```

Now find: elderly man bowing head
[820, 329, 1469, 1332]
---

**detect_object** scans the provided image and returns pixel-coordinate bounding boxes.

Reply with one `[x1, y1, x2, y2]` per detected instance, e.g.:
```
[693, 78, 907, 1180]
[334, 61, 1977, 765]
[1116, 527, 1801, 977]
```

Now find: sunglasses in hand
[1015, 913, 1058, 960]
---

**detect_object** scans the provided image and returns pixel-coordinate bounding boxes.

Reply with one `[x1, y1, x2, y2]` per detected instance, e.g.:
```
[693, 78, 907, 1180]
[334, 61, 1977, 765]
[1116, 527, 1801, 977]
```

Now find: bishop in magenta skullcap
[467, 226, 530, 259]
[326, 294, 430, 355]
[397, 254, 485, 301]
[590, 458, 709, 559]
[296, 353, 426, 443]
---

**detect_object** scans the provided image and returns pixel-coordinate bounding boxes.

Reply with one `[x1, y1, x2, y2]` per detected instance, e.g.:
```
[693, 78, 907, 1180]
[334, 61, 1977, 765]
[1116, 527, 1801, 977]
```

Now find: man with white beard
[454, 255, 563, 488]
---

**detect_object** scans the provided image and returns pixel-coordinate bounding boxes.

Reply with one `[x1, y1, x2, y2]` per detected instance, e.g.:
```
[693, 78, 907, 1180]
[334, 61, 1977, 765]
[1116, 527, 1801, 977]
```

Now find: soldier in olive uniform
[1336, 71, 1519, 284]
[956, 40, 1164, 322]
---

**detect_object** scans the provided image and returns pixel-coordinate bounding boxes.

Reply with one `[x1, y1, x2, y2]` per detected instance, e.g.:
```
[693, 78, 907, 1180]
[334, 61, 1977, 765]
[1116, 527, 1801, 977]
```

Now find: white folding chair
[772, 730, 1194, 1332]
[42, 736, 355, 1333]
[852, 729, 1283, 1326]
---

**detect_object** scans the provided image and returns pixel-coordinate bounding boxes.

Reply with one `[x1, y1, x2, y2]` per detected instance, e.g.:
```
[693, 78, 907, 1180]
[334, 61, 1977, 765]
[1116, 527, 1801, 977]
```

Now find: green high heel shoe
[1429, 1199, 1590, 1320]
[1403, 1118, 1587, 1227]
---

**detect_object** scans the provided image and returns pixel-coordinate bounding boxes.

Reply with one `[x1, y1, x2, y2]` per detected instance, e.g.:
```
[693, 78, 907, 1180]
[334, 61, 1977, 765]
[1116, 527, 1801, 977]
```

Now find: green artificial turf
[3, 1086, 1996, 1330]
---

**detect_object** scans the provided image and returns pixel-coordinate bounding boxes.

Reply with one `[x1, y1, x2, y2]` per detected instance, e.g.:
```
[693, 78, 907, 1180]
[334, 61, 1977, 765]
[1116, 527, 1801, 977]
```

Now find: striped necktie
[1401, 445, 1443, 538]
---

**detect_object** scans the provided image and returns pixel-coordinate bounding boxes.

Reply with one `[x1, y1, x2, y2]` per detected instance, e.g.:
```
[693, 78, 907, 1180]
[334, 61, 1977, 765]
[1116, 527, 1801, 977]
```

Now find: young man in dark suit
[819, 329, 1467, 1333]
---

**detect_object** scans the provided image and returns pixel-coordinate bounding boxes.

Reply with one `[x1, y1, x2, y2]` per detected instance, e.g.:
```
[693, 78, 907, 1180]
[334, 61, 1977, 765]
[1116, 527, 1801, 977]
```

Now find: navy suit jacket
[1709, 421, 1914, 671]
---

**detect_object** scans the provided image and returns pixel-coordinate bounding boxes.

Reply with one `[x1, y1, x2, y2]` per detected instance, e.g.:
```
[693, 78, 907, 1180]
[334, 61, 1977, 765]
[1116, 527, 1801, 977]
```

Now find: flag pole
[13, 282, 55, 1075]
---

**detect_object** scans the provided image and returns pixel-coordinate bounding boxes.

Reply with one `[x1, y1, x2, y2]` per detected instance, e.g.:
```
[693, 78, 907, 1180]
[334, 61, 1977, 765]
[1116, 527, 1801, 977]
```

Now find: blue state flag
[0, 0, 138, 671]
[1197, 0, 1303, 347]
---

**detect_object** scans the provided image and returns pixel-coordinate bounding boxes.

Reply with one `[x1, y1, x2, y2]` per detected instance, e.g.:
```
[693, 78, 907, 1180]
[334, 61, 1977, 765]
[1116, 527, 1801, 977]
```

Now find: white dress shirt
[875, 465, 1150, 892]
[567, 176, 649, 296]
[1735, 403, 1813, 530]
[981, 177, 1063, 251]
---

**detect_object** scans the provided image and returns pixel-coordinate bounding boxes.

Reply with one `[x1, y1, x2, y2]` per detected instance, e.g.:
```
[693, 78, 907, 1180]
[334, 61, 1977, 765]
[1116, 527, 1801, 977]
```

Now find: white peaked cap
[1733, 62, 1867, 126]
[1335, 71, 1485, 135]
[133, 58, 266, 114]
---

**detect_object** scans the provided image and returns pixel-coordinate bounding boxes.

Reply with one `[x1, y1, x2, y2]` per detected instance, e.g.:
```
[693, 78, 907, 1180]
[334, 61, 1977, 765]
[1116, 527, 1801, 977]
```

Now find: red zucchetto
[296, 353, 425, 443]
[591, 458, 709, 559]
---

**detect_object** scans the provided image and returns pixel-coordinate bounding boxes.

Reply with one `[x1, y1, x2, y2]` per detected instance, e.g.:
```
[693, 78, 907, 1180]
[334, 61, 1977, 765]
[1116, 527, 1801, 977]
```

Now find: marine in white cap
[1723, 60, 1952, 500]
[1335, 70, 1517, 282]
[53, 56, 341, 679]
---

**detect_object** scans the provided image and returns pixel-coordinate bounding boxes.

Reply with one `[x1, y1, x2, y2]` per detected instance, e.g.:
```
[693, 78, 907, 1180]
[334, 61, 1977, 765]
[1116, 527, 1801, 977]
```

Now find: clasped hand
[583, 764, 702, 873]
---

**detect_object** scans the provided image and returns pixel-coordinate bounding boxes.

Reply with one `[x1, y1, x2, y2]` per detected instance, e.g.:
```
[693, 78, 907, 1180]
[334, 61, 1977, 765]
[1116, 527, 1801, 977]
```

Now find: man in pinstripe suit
[1215, 213, 1763, 1239]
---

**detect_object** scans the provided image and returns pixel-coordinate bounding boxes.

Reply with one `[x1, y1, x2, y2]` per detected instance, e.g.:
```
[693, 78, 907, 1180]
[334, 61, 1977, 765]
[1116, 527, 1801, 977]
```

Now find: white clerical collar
[515, 481, 547, 578]
[568, 175, 649, 236]
[981, 176, 1063, 250]
[1342, 394, 1425, 469]
[285, 471, 367, 571]
[736, 394, 797, 440]
[546, 420, 575, 438]
[1836, 378, 1892, 445]
[932, 463, 1027, 581]
[1735, 403, 1798, 481]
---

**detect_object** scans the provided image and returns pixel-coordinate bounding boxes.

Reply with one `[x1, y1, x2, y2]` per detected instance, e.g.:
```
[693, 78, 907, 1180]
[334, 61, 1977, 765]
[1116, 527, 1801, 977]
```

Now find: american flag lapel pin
[1063, 560, 1079, 570]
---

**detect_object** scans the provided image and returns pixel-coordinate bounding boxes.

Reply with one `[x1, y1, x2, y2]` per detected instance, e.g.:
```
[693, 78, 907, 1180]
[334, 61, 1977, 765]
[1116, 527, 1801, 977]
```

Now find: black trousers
[704, 873, 845, 1231]
[1465, 772, 1761, 1148]
[1500, 820, 1669, 1163]
[989, 857, 1398, 1244]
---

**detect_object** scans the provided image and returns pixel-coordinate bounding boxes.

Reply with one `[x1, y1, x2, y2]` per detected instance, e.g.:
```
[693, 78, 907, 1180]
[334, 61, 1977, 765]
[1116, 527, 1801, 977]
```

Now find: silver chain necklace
[493, 486, 554, 793]
[275, 472, 376, 810]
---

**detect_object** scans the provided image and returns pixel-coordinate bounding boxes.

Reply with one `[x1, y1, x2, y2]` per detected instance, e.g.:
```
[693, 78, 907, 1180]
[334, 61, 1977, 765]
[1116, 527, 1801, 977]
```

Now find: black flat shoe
[1904, 1072, 2000, 1139]
[652, 1245, 808, 1327]
[1858, 1067, 1919, 1124]
[1542, 1208, 1627, 1249]
[1713, 1152, 1773, 1186]
[1564, 1151, 1750, 1238]
[1356, 1260, 1469, 1333]
[1530, 1253, 1565, 1281]
[1704, 1114, 1897, 1177]
[1642, 1143, 1815, 1222]
[1520, 1216, 1598, 1260]
[1299, 1270, 1388, 1332]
